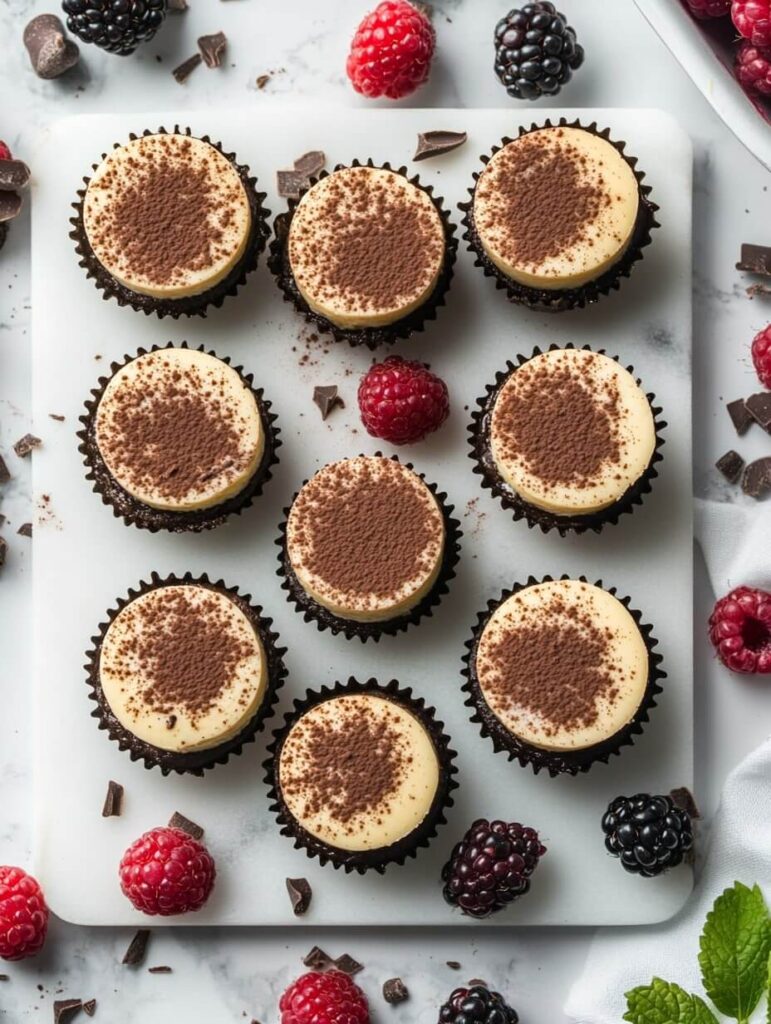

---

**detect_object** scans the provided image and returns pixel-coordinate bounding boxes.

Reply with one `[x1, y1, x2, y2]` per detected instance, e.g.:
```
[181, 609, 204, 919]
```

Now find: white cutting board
[31, 107, 693, 927]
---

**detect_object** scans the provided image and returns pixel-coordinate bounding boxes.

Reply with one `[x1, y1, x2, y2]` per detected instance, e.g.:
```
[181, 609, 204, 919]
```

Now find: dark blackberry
[441, 818, 546, 919]
[439, 986, 519, 1024]
[602, 794, 694, 878]
[62, 0, 167, 56]
[494, 2, 584, 100]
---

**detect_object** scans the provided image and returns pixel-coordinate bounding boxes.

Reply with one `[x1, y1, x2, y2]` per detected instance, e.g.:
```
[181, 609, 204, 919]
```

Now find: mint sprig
[625, 979, 719, 1024]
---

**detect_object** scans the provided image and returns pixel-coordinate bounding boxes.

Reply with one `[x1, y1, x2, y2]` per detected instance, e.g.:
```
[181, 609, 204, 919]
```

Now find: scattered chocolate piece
[413, 129, 468, 161]
[198, 31, 227, 68]
[294, 150, 326, 177]
[303, 946, 334, 971]
[102, 780, 124, 818]
[286, 877, 312, 916]
[0, 192, 22, 224]
[53, 999, 82, 1024]
[23, 15, 80, 80]
[17, 523, 32, 538]
[670, 787, 701, 820]
[168, 811, 204, 841]
[313, 385, 344, 420]
[148, 966, 172, 974]
[742, 456, 771, 498]
[122, 929, 151, 966]
[737, 242, 771, 275]
[277, 151, 326, 199]
[13, 433, 41, 458]
[746, 391, 771, 432]
[82, 1000, 96, 1017]
[166, 714, 177, 729]
[335, 954, 363, 977]
[747, 282, 771, 298]
[256, 73, 271, 89]
[0, 973, 8, 981]
[49, 413, 65, 422]
[383, 979, 409, 1005]
[0, 160, 31, 192]
[446, 962, 461, 970]
[0, 538, 6, 569]
[0, 455, 10, 485]
[715, 449, 745, 484]
[172, 53, 202, 83]
[727, 398, 754, 436]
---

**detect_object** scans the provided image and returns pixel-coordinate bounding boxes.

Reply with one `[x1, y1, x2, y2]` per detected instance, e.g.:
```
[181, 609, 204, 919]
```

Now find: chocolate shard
[286, 877, 312, 916]
[0, 455, 10, 484]
[23, 15, 79, 80]
[101, 780, 124, 817]
[0, 538, 6, 569]
[746, 391, 771, 432]
[122, 928, 151, 966]
[670, 786, 701, 819]
[303, 946, 334, 971]
[0, 973, 9, 981]
[49, 413, 65, 422]
[17, 522, 32, 538]
[313, 385, 344, 420]
[727, 398, 753, 436]
[0, 159, 31, 192]
[413, 130, 468, 161]
[737, 243, 771, 276]
[0, 192, 22, 224]
[168, 811, 204, 840]
[53, 999, 83, 1023]
[383, 978, 409, 1005]
[293, 150, 326, 177]
[446, 961, 461, 970]
[715, 449, 744, 484]
[82, 1000, 97, 1017]
[256, 73, 271, 90]
[335, 954, 363, 977]
[742, 456, 771, 498]
[172, 53, 202, 84]
[277, 151, 327, 199]
[13, 433, 41, 458]
[148, 966, 173, 974]
[198, 31, 227, 68]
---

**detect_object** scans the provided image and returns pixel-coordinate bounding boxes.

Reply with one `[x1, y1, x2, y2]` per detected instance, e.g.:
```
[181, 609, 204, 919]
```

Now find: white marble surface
[0, 0, 770, 1020]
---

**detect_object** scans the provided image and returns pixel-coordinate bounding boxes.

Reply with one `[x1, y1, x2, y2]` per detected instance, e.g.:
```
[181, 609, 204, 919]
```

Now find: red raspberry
[751, 324, 771, 386]
[346, 0, 435, 100]
[280, 971, 370, 1024]
[737, 40, 771, 95]
[119, 827, 216, 916]
[0, 142, 11, 161]
[358, 355, 449, 445]
[733, 0, 771, 45]
[684, 0, 731, 16]
[709, 586, 771, 674]
[0, 867, 49, 961]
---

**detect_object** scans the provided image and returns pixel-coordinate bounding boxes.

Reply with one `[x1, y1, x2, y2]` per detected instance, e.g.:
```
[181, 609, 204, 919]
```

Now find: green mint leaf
[624, 978, 719, 1024]
[767, 950, 771, 1024]
[699, 881, 771, 1023]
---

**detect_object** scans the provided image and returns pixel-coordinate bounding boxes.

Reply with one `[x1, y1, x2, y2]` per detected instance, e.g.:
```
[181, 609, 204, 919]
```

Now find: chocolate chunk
[294, 151, 326, 177]
[0, 192, 22, 224]
[198, 31, 227, 68]
[746, 392, 771, 432]
[747, 282, 771, 298]
[446, 962, 461, 970]
[286, 877, 312, 916]
[0, 455, 10, 484]
[383, 979, 409, 1005]
[168, 811, 204, 840]
[148, 966, 172, 974]
[166, 714, 177, 729]
[53, 1000, 82, 1023]
[727, 398, 753, 436]
[101, 780, 123, 818]
[23, 15, 80, 80]
[0, 538, 6, 569]
[82, 1000, 96, 1017]
[49, 413, 65, 422]
[737, 243, 771, 275]
[122, 928, 151, 966]
[0, 974, 8, 981]
[670, 786, 700, 819]
[742, 456, 771, 498]
[335, 954, 363, 977]
[0, 159, 31, 192]
[413, 130, 468, 161]
[313, 385, 344, 420]
[277, 151, 326, 199]
[13, 433, 41, 458]
[303, 946, 334, 971]
[17, 522, 32, 538]
[256, 73, 271, 89]
[715, 449, 745, 484]
[172, 53, 202, 83]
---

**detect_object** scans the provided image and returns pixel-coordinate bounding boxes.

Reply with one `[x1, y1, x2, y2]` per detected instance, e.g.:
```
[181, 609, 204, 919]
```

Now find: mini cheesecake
[79, 347, 278, 532]
[464, 578, 662, 776]
[267, 681, 457, 871]
[281, 455, 459, 639]
[471, 347, 660, 533]
[464, 124, 655, 310]
[73, 130, 268, 316]
[87, 577, 285, 774]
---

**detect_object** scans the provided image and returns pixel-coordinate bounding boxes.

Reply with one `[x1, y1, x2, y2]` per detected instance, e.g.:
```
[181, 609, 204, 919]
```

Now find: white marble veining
[1, 0, 770, 1020]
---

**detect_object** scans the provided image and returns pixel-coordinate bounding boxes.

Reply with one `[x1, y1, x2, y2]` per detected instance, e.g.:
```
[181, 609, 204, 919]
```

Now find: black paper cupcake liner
[461, 575, 665, 778]
[267, 159, 458, 350]
[77, 342, 281, 533]
[468, 344, 666, 536]
[70, 126, 271, 319]
[264, 676, 459, 874]
[85, 572, 288, 776]
[459, 119, 659, 313]
[276, 454, 462, 642]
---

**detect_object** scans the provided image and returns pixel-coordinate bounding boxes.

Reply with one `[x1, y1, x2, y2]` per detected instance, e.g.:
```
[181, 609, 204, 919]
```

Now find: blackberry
[439, 986, 519, 1024]
[62, 0, 167, 56]
[441, 818, 546, 919]
[494, 2, 584, 100]
[602, 794, 694, 878]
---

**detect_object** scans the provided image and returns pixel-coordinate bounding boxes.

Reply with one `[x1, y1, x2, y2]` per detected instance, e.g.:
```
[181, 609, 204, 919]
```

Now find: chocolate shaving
[742, 456, 771, 498]
[335, 954, 363, 977]
[286, 877, 312, 916]
[256, 73, 271, 89]
[0, 455, 10, 484]
[746, 391, 771, 432]
[0, 538, 6, 569]
[122, 929, 151, 966]
[13, 433, 41, 458]
[53, 1000, 82, 1023]
[715, 449, 744, 484]
[17, 522, 32, 538]
[148, 966, 172, 974]
[727, 398, 753, 436]
[383, 979, 409, 1005]
[0, 192, 22, 224]
[168, 811, 204, 841]
[303, 946, 334, 971]
[737, 243, 771, 275]
[0, 974, 8, 981]
[49, 413, 65, 422]
[172, 53, 202, 83]
[82, 1000, 96, 1017]
[413, 130, 468, 161]
[277, 150, 326, 199]
[198, 31, 227, 68]
[166, 714, 177, 729]
[101, 780, 123, 817]
[23, 14, 79, 79]
[313, 385, 344, 420]
[294, 151, 326, 176]
[670, 786, 700, 819]
[446, 962, 461, 970]
[0, 160, 31, 192]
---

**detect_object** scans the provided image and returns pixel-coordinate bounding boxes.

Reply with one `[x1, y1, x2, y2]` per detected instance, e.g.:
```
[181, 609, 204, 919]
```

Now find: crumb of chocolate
[383, 978, 409, 1005]
[335, 954, 363, 977]
[168, 811, 204, 841]
[727, 398, 754, 436]
[286, 877, 312, 916]
[0, 973, 9, 981]
[742, 456, 771, 498]
[737, 242, 771, 276]
[277, 150, 326, 199]
[313, 385, 344, 420]
[446, 961, 461, 970]
[715, 449, 744, 484]
[670, 786, 700, 819]
[256, 73, 271, 89]
[17, 522, 32, 538]
[172, 53, 202, 83]
[49, 413, 65, 422]
[746, 391, 771, 432]
[198, 31, 227, 68]
[148, 966, 172, 974]
[82, 999, 96, 1016]
[747, 282, 771, 298]
[102, 780, 124, 817]
[122, 929, 151, 966]
[13, 433, 41, 458]
[53, 999, 82, 1023]
[303, 946, 334, 971]
[0, 455, 9, 484]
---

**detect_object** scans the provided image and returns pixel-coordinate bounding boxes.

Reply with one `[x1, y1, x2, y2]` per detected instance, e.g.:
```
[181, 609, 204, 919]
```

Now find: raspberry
[751, 324, 771, 385]
[0, 867, 49, 961]
[684, 0, 731, 17]
[439, 986, 519, 1024]
[119, 826, 216, 916]
[709, 586, 771, 674]
[441, 819, 546, 919]
[733, 0, 771, 45]
[737, 40, 771, 95]
[346, 0, 435, 100]
[0, 142, 11, 162]
[280, 971, 370, 1024]
[358, 355, 449, 445]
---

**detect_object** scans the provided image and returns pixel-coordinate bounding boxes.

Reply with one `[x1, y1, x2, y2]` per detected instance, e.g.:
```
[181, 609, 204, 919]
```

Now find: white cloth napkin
[564, 498, 771, 1024]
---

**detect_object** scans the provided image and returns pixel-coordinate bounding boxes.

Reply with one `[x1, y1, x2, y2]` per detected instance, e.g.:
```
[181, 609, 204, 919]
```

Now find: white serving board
[32, 107, 693, 927]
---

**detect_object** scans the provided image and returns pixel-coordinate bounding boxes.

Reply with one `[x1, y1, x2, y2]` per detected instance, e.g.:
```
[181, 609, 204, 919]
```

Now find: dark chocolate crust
[267, 159, 458, 350]
[77, 342, 281, 533]
[276, 454, 462, 642]
[461, 576, 665, 778]
[264, 677, 459, 874]
[468, 344, 666, 536]
[86, 572, 288, 776]
[459, 119, 659, 313]
[70, 126, 270, 319]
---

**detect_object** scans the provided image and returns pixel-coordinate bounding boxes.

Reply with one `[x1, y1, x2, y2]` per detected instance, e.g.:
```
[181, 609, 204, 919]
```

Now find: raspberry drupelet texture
[751, 325, 771, 385]
[737, 40, 771, 95]
[119, 826, 216, 916]
[280, 970, 370, 1024]
[684, 0, 732, 17]
[0, 141, 11, 161]
[346, 0, 435, 100]
[358, 355, 449, 445]
[709, 586, 771, 674]
[733, 0, 771, 45]
[602, 794, 694, 877]
[0, 866, 49, 961]
[439, 985, 520, 1024]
